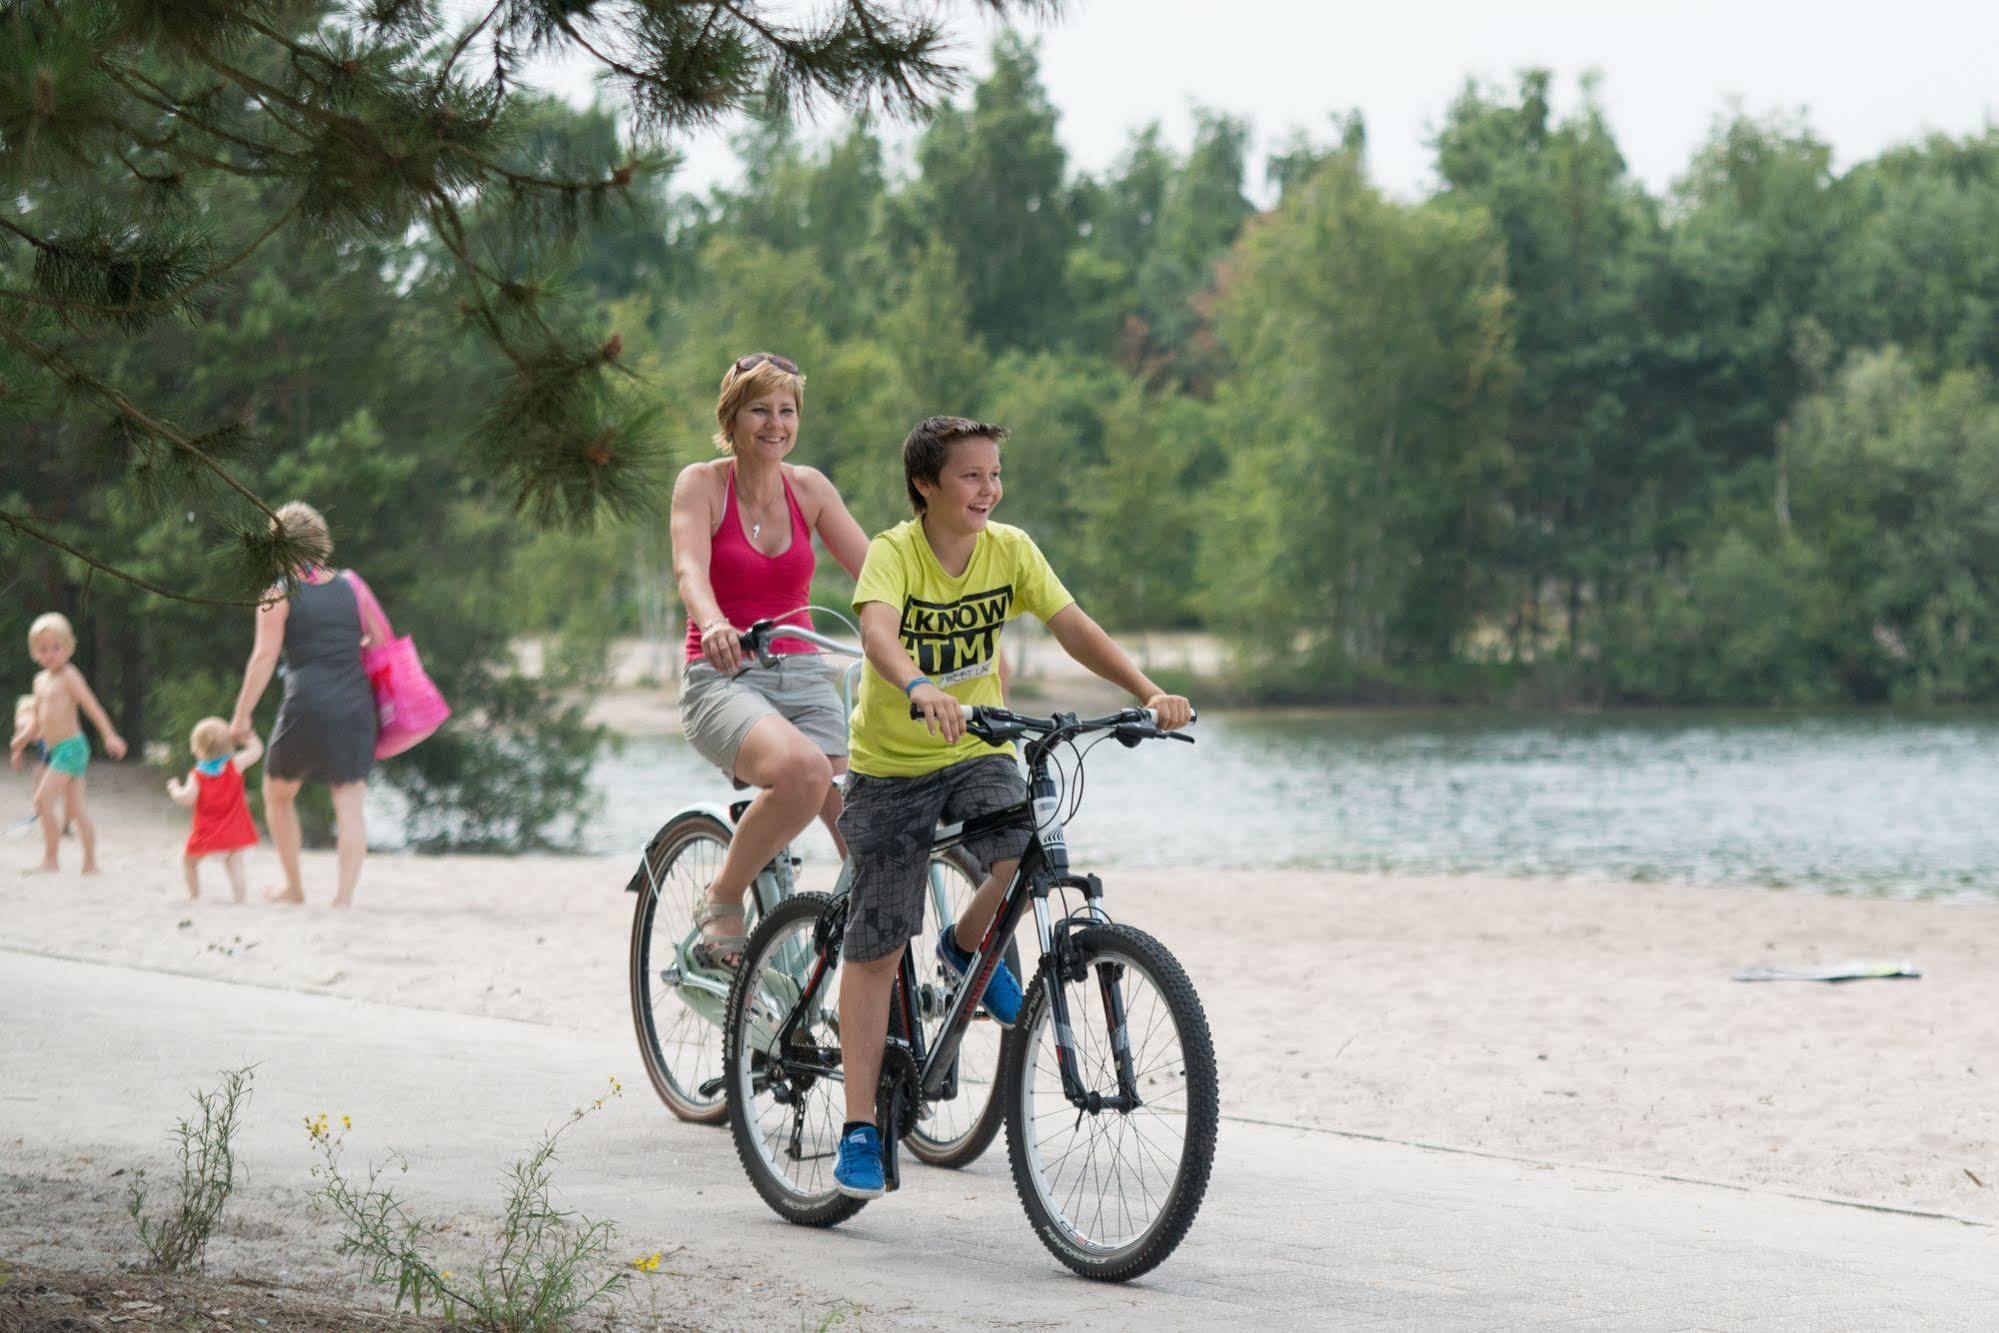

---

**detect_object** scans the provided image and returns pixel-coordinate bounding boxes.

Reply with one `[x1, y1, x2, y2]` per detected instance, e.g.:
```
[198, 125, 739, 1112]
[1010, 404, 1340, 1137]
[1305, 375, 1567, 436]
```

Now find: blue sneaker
[936, 926, 1023, 1028]
[834, 1123, 885, 1198]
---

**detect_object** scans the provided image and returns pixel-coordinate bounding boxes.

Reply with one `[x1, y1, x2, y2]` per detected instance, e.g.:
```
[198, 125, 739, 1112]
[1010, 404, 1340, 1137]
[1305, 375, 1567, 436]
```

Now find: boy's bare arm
[1043, 605, 1192, 729]
[859, 600, 967, 744]
[166, 776, 198, 807]
[233, 731, 264, 771]
[63, 666, 128, 758]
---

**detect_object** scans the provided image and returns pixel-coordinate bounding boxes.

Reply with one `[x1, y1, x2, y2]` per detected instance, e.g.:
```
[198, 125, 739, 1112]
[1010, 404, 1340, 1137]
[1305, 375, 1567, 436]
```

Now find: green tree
[900, 33, 1077, 355]
[1785, 348, 1999, 701]
[1823, 130, 1999, 379]
[1206, 151, 1515, 677]
[0, 0, 1049, 597]
[1433, 71, 1663, 659]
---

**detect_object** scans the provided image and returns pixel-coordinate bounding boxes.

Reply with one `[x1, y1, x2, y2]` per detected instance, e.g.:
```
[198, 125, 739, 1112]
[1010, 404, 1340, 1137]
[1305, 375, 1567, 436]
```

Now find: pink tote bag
[342, 570, 450, 759]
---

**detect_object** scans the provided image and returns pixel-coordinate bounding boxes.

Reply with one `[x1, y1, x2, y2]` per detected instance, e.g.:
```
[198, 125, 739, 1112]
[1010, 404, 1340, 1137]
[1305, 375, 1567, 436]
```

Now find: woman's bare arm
[670, 464, 724, 627]
[231, 593, 289, 741]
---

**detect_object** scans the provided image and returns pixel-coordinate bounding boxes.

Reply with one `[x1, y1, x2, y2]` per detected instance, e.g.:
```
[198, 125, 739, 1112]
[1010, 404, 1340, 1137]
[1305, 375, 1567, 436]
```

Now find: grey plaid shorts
[836, 756, 1031, 963]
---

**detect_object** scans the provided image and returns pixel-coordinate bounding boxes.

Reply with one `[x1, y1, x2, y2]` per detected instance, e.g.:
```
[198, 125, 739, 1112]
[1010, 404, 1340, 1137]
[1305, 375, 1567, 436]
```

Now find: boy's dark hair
[903, 416, 1009, 516]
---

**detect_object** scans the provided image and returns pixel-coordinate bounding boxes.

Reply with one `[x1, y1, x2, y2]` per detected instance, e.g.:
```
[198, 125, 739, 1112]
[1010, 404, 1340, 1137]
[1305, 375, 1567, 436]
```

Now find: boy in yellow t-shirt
[831, 415, 1193, 1199]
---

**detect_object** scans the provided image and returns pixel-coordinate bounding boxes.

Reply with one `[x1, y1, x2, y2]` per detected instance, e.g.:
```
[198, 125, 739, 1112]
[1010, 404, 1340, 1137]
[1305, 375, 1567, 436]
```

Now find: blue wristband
[903, 676, 933, 697]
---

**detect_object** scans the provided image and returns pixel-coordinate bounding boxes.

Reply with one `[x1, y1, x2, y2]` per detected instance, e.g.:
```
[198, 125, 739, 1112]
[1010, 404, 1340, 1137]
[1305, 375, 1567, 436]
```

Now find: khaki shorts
[679, 656, 847, 779]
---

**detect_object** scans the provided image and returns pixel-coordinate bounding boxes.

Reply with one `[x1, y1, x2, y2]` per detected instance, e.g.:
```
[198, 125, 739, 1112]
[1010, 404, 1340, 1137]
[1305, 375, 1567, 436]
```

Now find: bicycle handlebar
[740, 618, 863, 668]
[905, 702, 1197, 748]
[737, 618, 1197, 748]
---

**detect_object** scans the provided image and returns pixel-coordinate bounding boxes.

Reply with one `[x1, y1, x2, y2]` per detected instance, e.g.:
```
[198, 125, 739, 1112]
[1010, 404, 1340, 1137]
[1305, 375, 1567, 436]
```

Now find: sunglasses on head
[734, 352, 798, 374]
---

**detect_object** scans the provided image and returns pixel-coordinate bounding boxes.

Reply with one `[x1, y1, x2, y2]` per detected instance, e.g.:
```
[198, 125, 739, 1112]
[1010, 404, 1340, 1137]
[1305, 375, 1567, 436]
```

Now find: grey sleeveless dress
[267, 575, 378, 783]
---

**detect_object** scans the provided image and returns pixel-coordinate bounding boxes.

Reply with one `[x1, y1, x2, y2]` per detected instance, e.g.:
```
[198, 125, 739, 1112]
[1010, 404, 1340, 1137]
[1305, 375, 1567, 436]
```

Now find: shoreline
[6, 751, 1995, 1228]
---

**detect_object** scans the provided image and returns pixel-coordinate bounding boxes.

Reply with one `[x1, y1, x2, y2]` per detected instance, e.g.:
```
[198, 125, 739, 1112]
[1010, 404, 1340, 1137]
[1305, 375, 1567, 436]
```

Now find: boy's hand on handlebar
[700, 620, 744, 674]
[1144, 693, 1194, 730]
[909, 682, 965, 744]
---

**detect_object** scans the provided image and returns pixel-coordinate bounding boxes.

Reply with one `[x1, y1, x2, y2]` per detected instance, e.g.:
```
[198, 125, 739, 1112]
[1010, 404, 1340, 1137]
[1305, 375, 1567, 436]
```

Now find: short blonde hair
[712, 355, 805, 453]
[28, 612, 75, 651]
[272, 501, 333, 566]
[190, 717, 234, 761]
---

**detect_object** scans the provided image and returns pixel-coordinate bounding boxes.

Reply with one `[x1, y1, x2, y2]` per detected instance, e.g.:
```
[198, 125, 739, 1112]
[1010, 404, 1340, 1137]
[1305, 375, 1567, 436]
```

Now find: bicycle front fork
[1034, 874, 1142, 1113]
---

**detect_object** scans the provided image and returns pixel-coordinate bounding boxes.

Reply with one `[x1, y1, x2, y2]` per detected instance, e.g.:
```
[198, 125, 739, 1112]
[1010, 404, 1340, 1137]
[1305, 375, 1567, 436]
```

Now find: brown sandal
[688, 897, 747, 971]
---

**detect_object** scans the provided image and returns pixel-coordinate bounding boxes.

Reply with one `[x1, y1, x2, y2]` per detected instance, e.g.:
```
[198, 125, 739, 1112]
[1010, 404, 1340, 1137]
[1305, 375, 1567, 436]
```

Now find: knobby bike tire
[1003, 922, 1219, 1281]
[628, 813, 735, 1123]
[723, 892, 868, 1228]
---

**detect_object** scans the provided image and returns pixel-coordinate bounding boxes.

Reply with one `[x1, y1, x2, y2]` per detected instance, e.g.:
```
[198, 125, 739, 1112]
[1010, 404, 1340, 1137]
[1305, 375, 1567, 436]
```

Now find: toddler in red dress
[167, 717, 263, 902]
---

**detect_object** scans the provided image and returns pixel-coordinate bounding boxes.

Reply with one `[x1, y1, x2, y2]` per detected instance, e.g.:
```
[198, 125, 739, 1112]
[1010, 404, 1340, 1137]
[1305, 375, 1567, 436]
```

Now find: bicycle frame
[767, 725, 1143, 1117]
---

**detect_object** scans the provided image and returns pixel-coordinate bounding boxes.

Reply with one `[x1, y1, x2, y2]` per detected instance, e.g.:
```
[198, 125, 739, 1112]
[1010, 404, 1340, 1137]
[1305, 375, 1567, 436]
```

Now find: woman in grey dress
[230, 502, 382, 908]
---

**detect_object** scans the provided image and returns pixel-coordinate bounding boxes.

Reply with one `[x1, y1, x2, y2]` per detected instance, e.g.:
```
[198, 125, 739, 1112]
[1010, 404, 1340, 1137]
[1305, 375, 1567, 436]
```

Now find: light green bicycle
[624, 613, 1018, 1168]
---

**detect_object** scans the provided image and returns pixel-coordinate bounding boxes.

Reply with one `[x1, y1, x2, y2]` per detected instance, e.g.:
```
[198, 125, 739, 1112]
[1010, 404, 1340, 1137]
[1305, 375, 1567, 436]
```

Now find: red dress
[185, 760, 259, 857]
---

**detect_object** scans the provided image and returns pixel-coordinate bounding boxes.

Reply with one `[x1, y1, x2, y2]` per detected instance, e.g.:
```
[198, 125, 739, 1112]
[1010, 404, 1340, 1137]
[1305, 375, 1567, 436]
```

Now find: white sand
[6, 759, 1996, 1229]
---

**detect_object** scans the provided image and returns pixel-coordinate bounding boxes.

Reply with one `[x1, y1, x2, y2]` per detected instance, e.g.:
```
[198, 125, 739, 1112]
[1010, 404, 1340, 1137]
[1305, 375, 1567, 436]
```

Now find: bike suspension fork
[1035, 876, 1141, 1111]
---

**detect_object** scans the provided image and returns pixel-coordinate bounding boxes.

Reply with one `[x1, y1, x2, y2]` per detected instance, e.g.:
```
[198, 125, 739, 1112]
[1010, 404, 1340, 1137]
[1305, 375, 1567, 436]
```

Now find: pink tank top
[685, 464, 816, 662]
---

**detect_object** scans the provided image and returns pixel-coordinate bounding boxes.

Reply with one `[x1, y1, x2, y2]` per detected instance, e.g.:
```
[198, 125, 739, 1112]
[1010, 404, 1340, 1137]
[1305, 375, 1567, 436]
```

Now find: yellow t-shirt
[848, 519, 1075, 778]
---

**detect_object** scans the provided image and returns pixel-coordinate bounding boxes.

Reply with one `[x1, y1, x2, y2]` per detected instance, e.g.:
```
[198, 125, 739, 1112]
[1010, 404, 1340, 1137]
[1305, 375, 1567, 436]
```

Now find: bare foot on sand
[21, 863, 60, 877]
[81, 864, 100, 876]
[330, 893, 354, 910]
[263, 885, 306, 905]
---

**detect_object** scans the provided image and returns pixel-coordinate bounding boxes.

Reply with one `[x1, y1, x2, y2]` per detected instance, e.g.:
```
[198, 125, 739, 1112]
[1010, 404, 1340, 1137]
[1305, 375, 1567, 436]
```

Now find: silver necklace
[744, 495, 777, 541]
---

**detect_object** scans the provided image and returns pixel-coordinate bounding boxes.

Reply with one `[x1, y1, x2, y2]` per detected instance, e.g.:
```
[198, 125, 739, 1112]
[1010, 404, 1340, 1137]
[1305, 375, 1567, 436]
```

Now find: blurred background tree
[11, 18, 1999, 849]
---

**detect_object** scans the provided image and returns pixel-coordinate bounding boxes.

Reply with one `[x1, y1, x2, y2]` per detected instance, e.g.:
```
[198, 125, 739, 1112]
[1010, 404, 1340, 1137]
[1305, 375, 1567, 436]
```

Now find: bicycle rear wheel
[906, 847, 1017, 1168]
[1004, 922, 1218, 1281]
[724, 892, 867, 1227]
[628, 813, 737, 1123]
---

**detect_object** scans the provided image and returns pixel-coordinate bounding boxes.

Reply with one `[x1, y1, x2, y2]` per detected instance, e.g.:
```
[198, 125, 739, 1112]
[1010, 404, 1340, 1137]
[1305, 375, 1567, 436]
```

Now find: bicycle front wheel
[629, 812, 736, 1123]
[1004, 922, 1218, 1281]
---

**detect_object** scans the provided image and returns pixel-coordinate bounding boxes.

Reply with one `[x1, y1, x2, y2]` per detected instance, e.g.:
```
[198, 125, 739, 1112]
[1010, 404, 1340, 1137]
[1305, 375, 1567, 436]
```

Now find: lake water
[568, 709, 1999, 902]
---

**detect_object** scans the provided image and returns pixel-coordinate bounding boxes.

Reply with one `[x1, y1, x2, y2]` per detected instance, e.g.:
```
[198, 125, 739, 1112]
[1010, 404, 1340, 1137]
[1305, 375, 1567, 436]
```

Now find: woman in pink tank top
[669, 353, 871, 969]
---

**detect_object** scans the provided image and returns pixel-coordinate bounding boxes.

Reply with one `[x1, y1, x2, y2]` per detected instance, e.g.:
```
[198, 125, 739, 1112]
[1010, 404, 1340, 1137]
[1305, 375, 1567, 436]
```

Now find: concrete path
[3, 951, 1994, 1330]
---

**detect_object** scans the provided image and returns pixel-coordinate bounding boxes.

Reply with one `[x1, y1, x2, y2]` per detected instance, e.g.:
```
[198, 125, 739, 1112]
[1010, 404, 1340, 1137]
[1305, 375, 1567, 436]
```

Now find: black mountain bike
[721, 699, 1218, 1281]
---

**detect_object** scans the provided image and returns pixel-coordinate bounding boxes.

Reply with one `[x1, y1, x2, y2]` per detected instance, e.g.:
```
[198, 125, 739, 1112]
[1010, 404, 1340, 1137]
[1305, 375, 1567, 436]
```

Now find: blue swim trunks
[45, 734, 89, 778]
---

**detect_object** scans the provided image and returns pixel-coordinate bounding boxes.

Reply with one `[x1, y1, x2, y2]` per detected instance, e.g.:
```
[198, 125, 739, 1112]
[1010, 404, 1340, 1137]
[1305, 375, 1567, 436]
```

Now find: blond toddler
[166, 718, 263, 902]
[10, 614, 127, 874]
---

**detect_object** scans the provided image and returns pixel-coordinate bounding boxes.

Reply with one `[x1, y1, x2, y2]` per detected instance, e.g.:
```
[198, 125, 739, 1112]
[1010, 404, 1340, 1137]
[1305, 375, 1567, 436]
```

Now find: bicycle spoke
[1016, 938, 1205, 1256]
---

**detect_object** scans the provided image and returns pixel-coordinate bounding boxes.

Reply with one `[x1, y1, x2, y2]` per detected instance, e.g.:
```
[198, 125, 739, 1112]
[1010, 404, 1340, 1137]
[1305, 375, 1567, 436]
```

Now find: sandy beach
[6, 758, 1994, 1235]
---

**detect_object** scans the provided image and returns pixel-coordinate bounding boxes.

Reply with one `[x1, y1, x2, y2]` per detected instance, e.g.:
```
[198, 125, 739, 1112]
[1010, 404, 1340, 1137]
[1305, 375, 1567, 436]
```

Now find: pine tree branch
[189, 45, 348, 135]
[0, 321, 282, 526]
[845, 2, 928, 107]
[435, 2, 505, 92]
[237, 16, 350, 74]
[1, 200, 301, 321]
[0, 215, 55, 253]
[553, 19, 653, 87]
[114, 148, 180, 187]
[108, 114, 290, 180]
[0, 509, 268, 608]
[102, 66, 296, 165]
[427, 198, 529, 373]
[467, 148, 634, 195]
